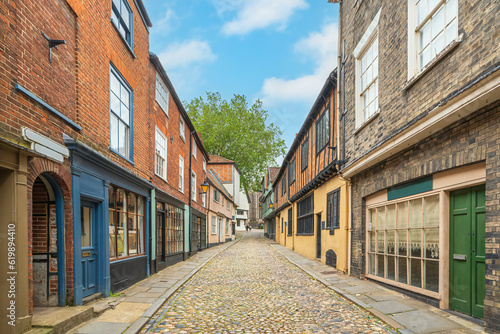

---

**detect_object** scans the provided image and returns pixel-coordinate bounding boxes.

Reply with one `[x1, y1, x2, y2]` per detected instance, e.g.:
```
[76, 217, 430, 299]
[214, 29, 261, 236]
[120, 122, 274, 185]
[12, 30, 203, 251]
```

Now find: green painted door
[449, 185, 485, 318]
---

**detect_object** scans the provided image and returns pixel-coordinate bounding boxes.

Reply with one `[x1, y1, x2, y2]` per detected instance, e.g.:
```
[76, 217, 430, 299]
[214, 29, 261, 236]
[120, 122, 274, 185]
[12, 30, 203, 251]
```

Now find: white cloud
[259, 22, 338, 106]
[219, 0, 308, 36]
[154, 7, 178, 35]
[158, 40, 217, 69]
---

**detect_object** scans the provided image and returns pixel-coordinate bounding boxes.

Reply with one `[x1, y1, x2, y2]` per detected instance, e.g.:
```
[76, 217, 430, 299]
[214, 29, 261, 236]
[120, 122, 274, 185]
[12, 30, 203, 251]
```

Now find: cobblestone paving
[141, 232, 393, 334]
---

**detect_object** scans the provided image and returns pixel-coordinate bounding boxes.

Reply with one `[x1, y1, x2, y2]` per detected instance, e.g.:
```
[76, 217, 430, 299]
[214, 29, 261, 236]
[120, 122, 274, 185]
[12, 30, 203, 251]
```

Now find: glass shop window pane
[425, 260, 439, 292]
[387, 230, 395, 254]
[397, 202, 408, 229]
[370, 209, 377, 230]
[377, 207, 385, 230]
[377, 255, 385, 278]
[397, 230, 407, 256]
[424, 228, 439, 259]
[410, 199, 423, 228]
[397, 256, 408, 284]
[410, 258, 422, 288]
[370, 231, 376, 252]
[387, 256, 395, 281]
[386, 204, 396, 230]
[377, 231, 385, 253]
[410, 229, 422, 257]
[368, 254, 375, 275]
[424, 195, 439, 227]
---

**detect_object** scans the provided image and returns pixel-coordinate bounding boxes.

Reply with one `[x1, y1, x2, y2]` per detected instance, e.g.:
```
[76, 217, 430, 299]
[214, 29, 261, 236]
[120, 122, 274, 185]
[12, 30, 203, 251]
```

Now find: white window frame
[109, 66, 132, 159]
[211, 216, 217, 234]
[408, 0, 459, 79]
[179, 117, 185, 141]
[202, 193, 206, 207]
[111, 0, 133, 48]
[227, 200, 230, 210]
[353, 9, 381, 130]
[192, 171, 197, 201]
[156, 73, 169, 115]
[192, 140, 197, 160]
[155, 127, 167, 180]
[214, 189, 220, 203]
[178, 155, 184, 193]
[203, 158, 206, 172]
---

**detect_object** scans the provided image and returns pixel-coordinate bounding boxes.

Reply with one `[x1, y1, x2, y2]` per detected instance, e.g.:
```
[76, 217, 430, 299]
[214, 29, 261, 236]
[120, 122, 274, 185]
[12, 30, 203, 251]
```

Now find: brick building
[337, 0, 499, 329]
[149, 54, 209, 273]
[273, 70, 348, 270]
[206, 169, 233, 247]
[0, 0, 212, 332]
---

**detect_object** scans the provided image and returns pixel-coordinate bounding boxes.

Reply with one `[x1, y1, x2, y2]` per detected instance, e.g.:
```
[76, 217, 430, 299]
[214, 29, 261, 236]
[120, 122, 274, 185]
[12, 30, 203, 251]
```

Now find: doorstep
[28, 306, 94, 334]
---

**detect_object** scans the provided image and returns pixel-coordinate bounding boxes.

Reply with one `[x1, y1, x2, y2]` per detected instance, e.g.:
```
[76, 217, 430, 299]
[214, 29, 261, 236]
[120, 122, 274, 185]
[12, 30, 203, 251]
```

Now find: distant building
[248, 191, 263, 228]
[208, 155, 250, 231]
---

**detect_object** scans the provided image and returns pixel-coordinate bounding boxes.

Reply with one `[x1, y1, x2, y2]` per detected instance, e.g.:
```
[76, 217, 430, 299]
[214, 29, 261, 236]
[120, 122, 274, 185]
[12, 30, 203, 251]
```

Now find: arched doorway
[32, 174, 66, 307]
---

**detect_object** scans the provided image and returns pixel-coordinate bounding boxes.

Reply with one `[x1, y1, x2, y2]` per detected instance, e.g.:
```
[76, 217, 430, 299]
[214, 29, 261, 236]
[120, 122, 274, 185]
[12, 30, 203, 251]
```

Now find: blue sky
[143, 0, 339, 158]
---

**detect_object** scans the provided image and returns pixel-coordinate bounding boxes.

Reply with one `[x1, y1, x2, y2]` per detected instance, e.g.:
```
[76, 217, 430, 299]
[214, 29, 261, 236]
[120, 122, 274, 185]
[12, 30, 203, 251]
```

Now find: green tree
[185, 92, 286, 192]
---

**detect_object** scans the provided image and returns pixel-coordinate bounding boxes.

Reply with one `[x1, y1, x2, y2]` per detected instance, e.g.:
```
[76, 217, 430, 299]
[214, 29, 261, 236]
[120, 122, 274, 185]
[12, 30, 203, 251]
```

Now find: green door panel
[449, 185, 485, 319]
[472, 187, 485, 319]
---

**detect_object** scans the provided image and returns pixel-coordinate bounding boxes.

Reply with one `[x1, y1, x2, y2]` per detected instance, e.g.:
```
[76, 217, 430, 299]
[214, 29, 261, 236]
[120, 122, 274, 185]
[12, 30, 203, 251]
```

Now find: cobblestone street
[141, 232, 393, 333]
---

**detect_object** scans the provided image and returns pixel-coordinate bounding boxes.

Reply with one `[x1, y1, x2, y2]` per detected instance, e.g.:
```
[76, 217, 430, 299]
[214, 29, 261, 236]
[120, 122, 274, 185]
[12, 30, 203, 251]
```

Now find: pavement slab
[389, 310, 460, 333]
[369, 301, 415, 314]
[75, 321, 131, 333]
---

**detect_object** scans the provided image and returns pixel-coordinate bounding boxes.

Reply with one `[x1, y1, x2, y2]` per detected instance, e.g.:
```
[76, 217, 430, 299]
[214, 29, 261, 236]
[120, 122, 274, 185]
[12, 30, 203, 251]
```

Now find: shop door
[81, 202, 98, 297]
[450, 185, 485, 318]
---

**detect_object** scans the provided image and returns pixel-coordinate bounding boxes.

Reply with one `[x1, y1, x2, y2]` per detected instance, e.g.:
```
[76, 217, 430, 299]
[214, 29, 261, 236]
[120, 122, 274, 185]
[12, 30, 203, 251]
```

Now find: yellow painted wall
[284, 176, 348, 272]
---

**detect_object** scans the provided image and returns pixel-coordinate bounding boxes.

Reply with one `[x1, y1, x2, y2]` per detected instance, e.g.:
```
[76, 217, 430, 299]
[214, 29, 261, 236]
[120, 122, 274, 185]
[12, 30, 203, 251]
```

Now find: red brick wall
[150, 67, 208, 212]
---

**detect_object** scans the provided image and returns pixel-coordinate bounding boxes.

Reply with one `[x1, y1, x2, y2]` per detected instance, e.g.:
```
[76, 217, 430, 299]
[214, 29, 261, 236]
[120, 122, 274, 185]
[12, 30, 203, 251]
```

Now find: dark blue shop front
[65, 137, 152, 305]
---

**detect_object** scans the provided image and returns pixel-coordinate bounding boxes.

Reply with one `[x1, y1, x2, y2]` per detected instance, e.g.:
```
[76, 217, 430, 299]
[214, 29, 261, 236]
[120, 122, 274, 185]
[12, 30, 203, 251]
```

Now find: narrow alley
[140, 231, 392, 333]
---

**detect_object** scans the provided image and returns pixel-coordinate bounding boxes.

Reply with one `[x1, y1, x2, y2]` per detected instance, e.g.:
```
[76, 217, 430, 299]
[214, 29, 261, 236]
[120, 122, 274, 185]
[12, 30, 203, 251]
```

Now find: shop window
[367, 194, 439, 293]
[297, 195, 314, 235]
[108, 186, 145, 259]
[327, 188, 340, 230]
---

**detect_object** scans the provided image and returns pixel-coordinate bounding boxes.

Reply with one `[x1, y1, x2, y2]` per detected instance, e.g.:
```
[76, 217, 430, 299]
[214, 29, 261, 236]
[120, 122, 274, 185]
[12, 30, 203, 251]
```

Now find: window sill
[156, 101, 169, 117]
[155, 173, 167, 182]
[295, 233, 314, 236]
[403, 35, 463, 91]
[180, 135, 186, 143]
[110, 19, 137, 59]
[353, 109, 380, 135]
[110, 253, 146, 263]
[110, 148, 135, 165]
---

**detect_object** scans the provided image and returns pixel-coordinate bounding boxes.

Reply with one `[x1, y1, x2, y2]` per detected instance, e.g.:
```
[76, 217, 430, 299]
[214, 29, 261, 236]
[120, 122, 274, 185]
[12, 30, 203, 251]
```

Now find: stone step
[31, 306, 94, 334]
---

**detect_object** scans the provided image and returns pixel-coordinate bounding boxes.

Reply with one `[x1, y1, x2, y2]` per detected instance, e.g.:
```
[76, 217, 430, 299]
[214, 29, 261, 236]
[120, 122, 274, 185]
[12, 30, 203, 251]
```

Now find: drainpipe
[188, 130, 195, 255]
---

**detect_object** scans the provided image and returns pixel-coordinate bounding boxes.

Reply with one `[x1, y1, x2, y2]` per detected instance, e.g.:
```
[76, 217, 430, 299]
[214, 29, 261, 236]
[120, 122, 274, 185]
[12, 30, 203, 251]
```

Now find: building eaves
[134, 0, 152, 28]
[274, 69, 337, 183]
[149, 53, 209, 161]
